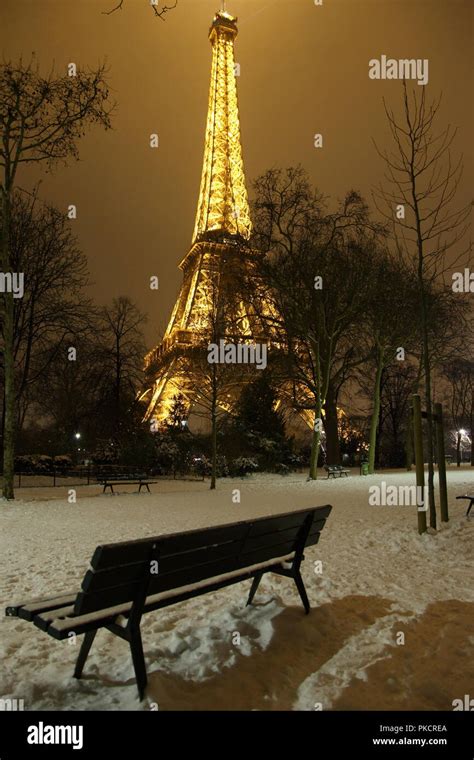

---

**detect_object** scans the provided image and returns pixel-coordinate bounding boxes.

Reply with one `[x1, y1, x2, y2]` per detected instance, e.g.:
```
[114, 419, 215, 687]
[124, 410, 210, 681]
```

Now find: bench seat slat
[34, 605, 77, 631]
[45, 552, 296, 639]
[6, 593, 78, 621]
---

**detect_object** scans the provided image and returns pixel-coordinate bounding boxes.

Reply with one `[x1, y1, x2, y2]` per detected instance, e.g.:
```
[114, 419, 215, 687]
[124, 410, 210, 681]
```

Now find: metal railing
[2, 463, 205, 489]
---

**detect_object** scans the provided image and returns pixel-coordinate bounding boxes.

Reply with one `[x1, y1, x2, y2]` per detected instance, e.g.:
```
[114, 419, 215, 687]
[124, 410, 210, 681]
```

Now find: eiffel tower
[143, 8, 267, 425]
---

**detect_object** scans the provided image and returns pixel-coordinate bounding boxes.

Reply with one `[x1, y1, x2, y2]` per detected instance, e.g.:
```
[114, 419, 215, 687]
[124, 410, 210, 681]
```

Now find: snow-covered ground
[0, 468, 473, 711]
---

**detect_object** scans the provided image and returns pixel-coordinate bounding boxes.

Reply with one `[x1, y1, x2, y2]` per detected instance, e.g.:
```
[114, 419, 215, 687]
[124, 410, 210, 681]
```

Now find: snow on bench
[5, 506, 332, 700]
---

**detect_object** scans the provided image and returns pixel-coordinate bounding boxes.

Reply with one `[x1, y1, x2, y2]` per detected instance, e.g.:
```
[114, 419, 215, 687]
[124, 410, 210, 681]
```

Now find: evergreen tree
[236, 374, 285, 440]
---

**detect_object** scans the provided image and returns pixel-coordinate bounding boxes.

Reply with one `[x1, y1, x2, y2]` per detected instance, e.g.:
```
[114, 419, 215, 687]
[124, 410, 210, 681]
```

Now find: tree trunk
[308, 404, 322, 480]
[210, 367, 217, 490]
[409, 149, 437, 528]
[308, 342, 331, 481]
[324, 380, 341, 465]
[1, 187, 15, 499]
[471, 397, 474, 466]
[420, 299, 437, 529]
[115, 335, 121, 434]
[405, 409, 413, 471]
[368, 351, 384, 474]
[456, 432, 461, 467]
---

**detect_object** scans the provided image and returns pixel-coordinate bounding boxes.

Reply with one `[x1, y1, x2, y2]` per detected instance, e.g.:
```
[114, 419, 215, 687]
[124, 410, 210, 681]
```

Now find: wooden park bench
[456, 495, 474, 517]
[5, 505, 332, 700]
[325, 464, 350, 479]
[98, 474, 157, 494]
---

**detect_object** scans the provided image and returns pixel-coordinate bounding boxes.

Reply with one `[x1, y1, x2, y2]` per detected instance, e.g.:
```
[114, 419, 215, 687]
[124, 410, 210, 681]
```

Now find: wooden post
[434, 402, 449, 523]
[412, 395, 427, 534]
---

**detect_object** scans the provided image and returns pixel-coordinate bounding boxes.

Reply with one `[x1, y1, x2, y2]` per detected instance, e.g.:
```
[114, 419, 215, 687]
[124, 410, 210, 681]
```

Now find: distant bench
[324, 465, 350, 479]
[456, 495, 473, 517]
[98, 474, 157, 494]
[5, 505, 332, 700]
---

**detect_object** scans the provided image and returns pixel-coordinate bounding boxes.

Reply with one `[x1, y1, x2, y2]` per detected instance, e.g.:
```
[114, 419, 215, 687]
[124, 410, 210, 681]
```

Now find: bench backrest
[74, 505, 332, 616]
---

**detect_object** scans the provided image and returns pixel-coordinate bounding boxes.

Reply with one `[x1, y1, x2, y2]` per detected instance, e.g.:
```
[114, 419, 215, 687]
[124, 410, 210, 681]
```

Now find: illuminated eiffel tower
[143, 8, 268, 425]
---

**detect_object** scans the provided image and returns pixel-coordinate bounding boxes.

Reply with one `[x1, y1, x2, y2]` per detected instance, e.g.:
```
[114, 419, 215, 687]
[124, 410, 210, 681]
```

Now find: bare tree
[33, 331, 106, 453]
[380, 362, 420, 468]
[373, 82, 471, 528]
[32, 299, 148, 454]
[176, 275, 253, 490]
[0, 58, 112, 498]
[1, 190, 93, 433]
[250, 167, 384, 479]
[443, 358, 474, 466]
[361, 253, 418, 472]
[99, 297, 148, 438]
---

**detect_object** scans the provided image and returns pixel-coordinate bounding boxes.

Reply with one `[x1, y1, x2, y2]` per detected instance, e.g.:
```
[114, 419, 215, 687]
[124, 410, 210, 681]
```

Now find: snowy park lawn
[0, 468, 473, 711]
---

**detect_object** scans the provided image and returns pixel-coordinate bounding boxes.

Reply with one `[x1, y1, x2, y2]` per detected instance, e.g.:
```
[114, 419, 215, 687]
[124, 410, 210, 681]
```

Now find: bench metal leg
[294, 570, 310, 615]
[73, 629, 98, 679]
[246, 572, 263, 606]
[467, 499, 473, 517]
[146, 484, 151, 493]
[130, 627, 147, 700]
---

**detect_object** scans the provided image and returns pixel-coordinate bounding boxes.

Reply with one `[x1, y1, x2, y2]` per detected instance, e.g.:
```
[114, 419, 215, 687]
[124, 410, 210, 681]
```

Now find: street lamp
[75, 432, 81, 440]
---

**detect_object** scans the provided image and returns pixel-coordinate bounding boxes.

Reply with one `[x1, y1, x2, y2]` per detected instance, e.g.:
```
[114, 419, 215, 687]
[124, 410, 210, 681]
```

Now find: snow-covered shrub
[155, 438, 179, 469]
[14, 455, 35, 473]
[53, 455, 73, 471]
[229, 457, 258, 477]
[92, 443, 118, 465]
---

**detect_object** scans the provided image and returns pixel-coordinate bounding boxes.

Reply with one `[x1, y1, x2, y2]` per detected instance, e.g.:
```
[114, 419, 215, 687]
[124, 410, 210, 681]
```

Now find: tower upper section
[192, 10, 252, 243]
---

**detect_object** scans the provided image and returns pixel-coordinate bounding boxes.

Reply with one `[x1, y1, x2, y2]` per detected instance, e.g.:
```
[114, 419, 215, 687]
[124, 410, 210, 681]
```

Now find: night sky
[2, 0, 472, 346]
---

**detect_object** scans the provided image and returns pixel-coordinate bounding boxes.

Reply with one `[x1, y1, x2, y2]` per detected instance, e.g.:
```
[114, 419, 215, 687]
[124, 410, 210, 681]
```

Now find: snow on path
[0, 468, 472, 710]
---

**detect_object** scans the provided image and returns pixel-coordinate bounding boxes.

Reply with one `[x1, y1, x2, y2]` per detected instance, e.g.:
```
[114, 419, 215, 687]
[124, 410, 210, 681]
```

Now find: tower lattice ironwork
[142, 9, 268, 425]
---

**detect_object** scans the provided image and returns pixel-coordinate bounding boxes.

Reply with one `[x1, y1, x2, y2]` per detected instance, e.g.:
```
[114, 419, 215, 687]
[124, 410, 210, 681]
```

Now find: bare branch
[103, 0, 178, 20]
